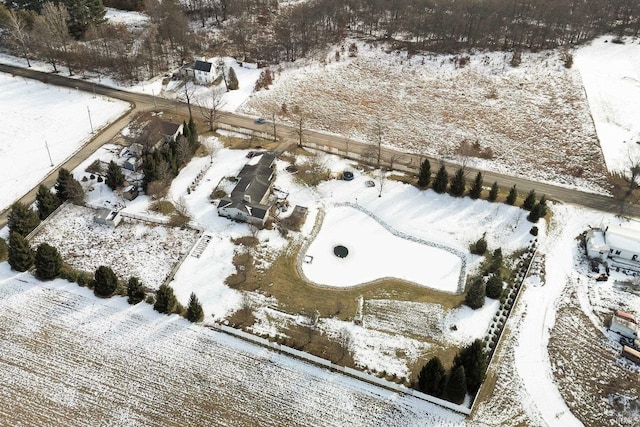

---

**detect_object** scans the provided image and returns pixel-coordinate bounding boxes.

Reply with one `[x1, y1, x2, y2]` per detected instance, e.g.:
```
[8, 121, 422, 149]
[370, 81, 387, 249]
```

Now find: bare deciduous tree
[33, 2, 73, 74]
[293, 110, 307, 147]
[3, 8, 33, 67]
[198, 86, 226, 131]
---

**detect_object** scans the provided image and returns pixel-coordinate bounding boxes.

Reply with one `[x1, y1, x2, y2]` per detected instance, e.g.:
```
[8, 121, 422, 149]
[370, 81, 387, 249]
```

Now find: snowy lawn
[30, 204, 199, 288]
[575, 36, 640, 174]
[302, 206, 464, 292]
[0, 72, 129, 211]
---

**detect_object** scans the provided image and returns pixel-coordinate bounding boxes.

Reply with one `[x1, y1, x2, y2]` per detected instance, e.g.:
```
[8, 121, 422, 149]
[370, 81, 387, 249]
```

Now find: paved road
[1, 62, 638, 228]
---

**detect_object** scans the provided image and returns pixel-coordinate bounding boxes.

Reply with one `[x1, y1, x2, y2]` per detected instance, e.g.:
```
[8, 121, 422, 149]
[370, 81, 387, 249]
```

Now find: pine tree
[142, 154, 158, 188]
[185, 292, 204, 322]
[445, 365, 467, 404]
[8, 202, 40, 237]
[417, 159, 431, 188]
[8, 232, 34, 272]
[486, 274, 503, 299]
[55, 168, 85, 204]
[527, 202, 544, 223]
[432, 165, 449, 194]
[538, 195, 548, 216]
[469, 172, 483, 199]
[0, 238, 7, 262]
[453, 339, 488, 394]
[488, 181, 499, 201]
[489, 248, 503, 273]
[470, 235, 487, 255]
[105, 160, 125, 190]
[36, 185, 61, 220]
[227, 66, 239, 90]
[86, 0, 106, 24]
[522, 189, 536, 211]
[418, 356, 446, 397]
[154, 284, 178, 314]
[34, 243, 62, 280]
[465, 277, 485, 309]
[506, 185, 517, 205]
[94, 265, 118, 297]
[449, 168, 466, 197]
[127, 276, 145, 305]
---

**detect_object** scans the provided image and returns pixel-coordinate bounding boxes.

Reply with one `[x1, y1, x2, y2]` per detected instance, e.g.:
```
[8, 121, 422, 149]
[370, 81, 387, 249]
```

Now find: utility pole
[151, 88, 158, 112]
[44, 140, 53, 167]
[87, 106, 94, 133]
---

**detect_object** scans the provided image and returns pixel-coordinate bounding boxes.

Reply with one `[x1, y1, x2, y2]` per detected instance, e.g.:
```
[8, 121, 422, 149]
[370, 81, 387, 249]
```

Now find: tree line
[4, 0, 640, 82]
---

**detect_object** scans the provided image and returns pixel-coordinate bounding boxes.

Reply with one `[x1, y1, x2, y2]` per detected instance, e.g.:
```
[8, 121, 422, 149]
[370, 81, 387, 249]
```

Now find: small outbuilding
[122, 185, 139, 201]
[94, 208, 122, 227]
[610, 314, 639, 340]
[586, 224, 640, 270]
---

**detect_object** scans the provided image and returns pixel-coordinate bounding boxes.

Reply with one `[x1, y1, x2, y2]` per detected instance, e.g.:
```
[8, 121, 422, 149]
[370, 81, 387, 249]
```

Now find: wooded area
[1, 0, 640, 81]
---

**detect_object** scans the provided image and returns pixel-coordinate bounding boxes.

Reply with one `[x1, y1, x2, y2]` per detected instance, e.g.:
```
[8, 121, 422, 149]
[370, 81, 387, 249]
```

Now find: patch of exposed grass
[150, 200, 175, 216]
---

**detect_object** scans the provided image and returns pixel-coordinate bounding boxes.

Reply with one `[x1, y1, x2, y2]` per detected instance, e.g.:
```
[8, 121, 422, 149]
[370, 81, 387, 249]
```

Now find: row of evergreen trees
[142, 118, 199, 190]
[417, 339, 487, 404]
[417, 159, 548, 223]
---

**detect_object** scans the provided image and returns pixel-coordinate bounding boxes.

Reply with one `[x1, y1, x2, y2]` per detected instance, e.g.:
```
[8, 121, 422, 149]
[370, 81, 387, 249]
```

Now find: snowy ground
[302, 206, 463, 292]
[575, 36, 640, 175]
[0, 267, 465, 427]
[0, 72, 129, 211]
[242, 42, 608, 193]
[30, 204, 199, 288]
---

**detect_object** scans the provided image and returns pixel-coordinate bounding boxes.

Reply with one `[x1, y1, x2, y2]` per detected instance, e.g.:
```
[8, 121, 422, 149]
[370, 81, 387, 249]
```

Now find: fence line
[207, 322, 472, 415]
[25, 201, 70, 241]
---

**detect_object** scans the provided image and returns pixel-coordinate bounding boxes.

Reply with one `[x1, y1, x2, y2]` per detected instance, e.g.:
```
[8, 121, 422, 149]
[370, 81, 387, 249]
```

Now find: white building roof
[606, 225, 640, 254]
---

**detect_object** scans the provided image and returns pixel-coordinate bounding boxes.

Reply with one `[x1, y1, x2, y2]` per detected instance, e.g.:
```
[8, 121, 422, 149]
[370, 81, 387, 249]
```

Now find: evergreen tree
[453, 339, 488, 394]
[506, 185, 517, 205]
[55, 168, 85, 204]
[142, 154, 158, 188]
[486, 274, 503, 299]
[417, 158, 431, 188]
[183, 120, 190, 139]
[227, 66, 239, 90]
[470, 235, 487, 255]
[94, 265, 118, 297]
[522, 189, 536, 211]
[8, 202, 40, 237]
[432, 165, 449, 194]
[36, 185, 61, 220]
[0, 238, 7, 262]
[488, 181, 499, 201]
[34, 243, 62, 280]
[469, 172, 483, 199]
[154, 283, 178, 314]
[445, 365, 467, 404]
[8, 232, 34, 272]
[105, 160, 125, 190]
[489, 248, 503, 273]
[465, 277, 485, 309]
[538, 195, 548, 216]
[185, 292, 204, 322]
[449, 168, 466, 197]
[527, 202, 544, 223]
[127, 276, 145, 305]
[418, 356, 446, 397]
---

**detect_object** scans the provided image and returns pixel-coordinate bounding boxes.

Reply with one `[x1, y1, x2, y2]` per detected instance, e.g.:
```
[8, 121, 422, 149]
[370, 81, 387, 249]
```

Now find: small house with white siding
[610, 314, 639, 340]
[193, 60, 216, 85]
[217, 153, 276, 226]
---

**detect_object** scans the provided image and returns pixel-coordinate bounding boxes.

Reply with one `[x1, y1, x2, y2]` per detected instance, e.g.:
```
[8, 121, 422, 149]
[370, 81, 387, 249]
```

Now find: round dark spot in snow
[333, 245, 349, 258]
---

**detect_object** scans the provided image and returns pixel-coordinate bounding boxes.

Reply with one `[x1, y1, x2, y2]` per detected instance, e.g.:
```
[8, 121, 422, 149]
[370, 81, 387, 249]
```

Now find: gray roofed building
[217, 153, 276, 225]
[193, 60, 216, 85]
[194, 60, 213, 72]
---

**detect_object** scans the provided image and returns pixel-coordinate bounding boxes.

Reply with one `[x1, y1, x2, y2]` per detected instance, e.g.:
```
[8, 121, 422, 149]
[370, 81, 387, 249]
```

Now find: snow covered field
[302, 206, 463, 292]
[575, 37, 640, 174]
[0, 72, 129, 212]
[0, 268, 465, 427]
[30, 204, 199, 288]
[242, 43, 608, 193]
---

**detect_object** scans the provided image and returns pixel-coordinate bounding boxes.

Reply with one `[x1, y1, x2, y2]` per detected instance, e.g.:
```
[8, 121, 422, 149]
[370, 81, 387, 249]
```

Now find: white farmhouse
[193, 60, 215, 85]
[586, 224, 640, 270]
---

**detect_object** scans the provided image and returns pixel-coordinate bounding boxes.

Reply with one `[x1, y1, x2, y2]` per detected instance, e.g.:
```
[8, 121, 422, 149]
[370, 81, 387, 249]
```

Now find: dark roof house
[193, 60, 216, 85]
[217, 153, 276, 225]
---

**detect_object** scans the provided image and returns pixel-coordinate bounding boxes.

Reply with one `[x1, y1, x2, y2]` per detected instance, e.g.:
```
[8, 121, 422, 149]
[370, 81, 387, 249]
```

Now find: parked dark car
[254, 117, 266, 124]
